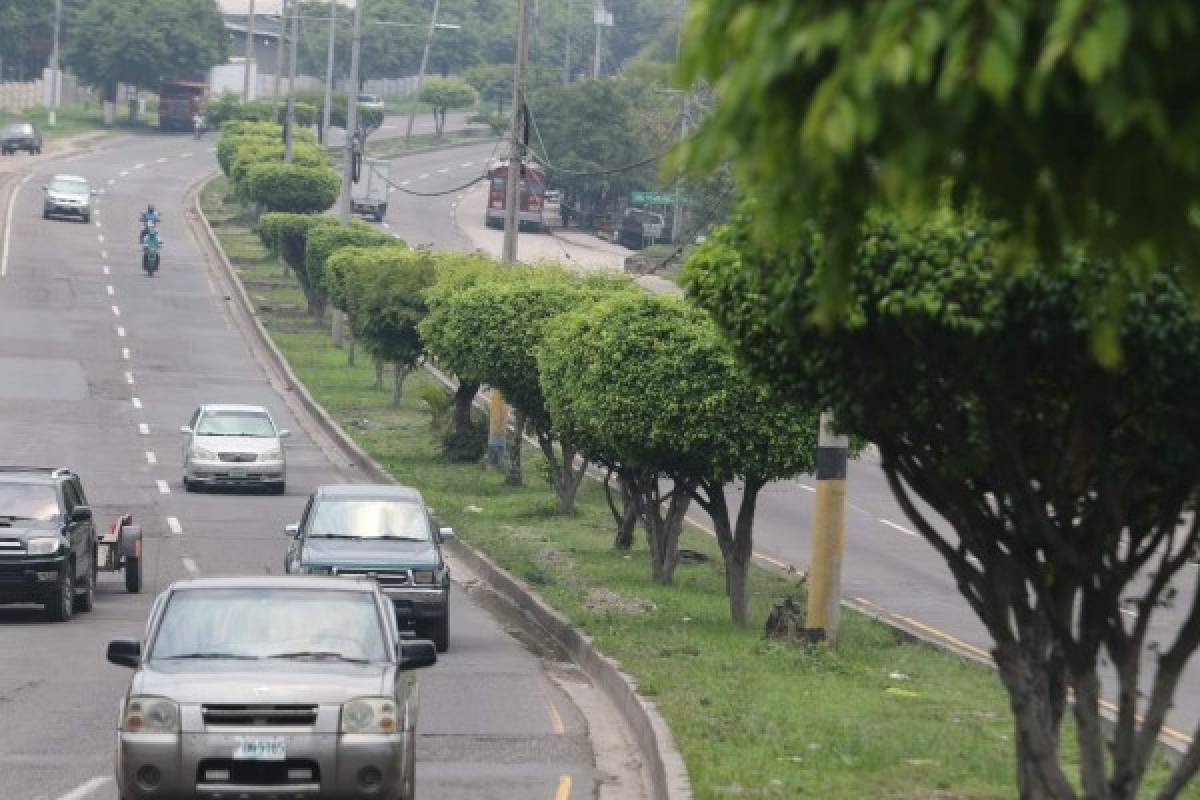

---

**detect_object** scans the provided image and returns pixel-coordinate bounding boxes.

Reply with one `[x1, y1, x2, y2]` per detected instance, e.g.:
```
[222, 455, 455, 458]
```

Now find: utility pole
[322, 0, 337, 142]
[806, 411, 849, 647]
[488, 0, 531, 470]
[243, 0, 257, 100]
[284, 0, 300, 162]
[563, 0, 573, 83]
[48, 0, 62, 127]
[340, 0, 364, 226]
[592, 4, 602, 79]
[273, 0, 287, 101]
[403, 0, 441, 142]
[670, 2, 686, 244]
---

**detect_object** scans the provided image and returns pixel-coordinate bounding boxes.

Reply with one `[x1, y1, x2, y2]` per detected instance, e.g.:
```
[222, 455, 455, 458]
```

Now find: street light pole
[48, 0, 62, 127]
[284, 0, 300, 162]
[403, 0, 441, 143]
[563, 0, 573, 83]
[340, 0, 365, 226]
[322, 0, 337, 142]
[243, 0, 256, 99]
[273, 0, 287, 100]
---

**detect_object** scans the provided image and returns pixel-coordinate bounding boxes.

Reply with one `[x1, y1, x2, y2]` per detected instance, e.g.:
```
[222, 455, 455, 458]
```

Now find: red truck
[158, 80, 209, 131]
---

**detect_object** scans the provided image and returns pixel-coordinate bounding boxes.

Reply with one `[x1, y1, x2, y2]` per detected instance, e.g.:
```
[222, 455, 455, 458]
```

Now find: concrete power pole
[403, 0, 441, 143]
[563, 0, 573, 83]
[273, 0, 288, 101]
[243, 0, 256, 100]
[284, 1, 300, 162]
[592, 2, 602, 79]
[488, 0, 531, 470]
[322, 0, 337, 142]
[805, 411, 849, 646]
[340, 0, 365, 226]
[48, 0, 63, 127]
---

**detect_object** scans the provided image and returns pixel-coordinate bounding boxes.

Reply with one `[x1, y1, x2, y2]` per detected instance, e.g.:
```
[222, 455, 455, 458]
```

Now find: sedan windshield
[151, 588, 388, 662]
[196, 411, 275, 437]
[0, 484, 59, 522]
[49, 179, 88, 195]
[308, 499, 430, 541]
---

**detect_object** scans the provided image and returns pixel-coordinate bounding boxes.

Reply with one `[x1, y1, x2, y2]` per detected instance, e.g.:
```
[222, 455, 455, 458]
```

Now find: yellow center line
[546, 698, 565, 736]
[554, 775, 572, 800]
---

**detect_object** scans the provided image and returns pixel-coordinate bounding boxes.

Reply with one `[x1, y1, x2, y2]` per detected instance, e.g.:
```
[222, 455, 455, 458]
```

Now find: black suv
[0, 467, 98, 621]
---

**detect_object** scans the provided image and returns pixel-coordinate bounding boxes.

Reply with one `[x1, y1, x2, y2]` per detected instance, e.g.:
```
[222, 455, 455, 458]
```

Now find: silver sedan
[181, 404, 289, 493]
[107, 576, 437, 799]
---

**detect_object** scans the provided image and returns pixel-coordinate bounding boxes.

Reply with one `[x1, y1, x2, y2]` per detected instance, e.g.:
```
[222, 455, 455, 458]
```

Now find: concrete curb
[189, 170, 693, 800]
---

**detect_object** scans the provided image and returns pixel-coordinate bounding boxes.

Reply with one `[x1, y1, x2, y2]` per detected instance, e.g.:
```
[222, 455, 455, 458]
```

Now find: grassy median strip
[200, 176, 1197, 800]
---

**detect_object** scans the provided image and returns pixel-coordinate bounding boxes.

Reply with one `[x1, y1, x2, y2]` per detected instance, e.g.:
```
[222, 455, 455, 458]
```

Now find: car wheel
[42, 209, 50, 219]
[82, 213, 90, 224]
[46, 561, 75, 622]
[270, 482, 286, 496]
[423, 612, 449, 653]
[74, 551, 96, 612]
[124, 555, 141, 593]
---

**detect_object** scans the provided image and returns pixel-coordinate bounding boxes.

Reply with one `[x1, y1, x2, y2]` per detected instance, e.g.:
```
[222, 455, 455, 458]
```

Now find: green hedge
[245, 163, 341, 214]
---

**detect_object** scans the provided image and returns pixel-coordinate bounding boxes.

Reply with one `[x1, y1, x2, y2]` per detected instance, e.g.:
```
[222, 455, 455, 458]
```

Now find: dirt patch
[585, 588, 656, 615]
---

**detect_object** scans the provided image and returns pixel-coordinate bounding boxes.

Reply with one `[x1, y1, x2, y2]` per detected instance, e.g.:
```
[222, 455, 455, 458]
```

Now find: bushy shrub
[441, 420, 487, 463]
[203, 91, 242, 127]
[245, 163, 340, 214]
[278, 101, 319, 127]
[305, 222, 395, 305]
[417, 383, 453, 431]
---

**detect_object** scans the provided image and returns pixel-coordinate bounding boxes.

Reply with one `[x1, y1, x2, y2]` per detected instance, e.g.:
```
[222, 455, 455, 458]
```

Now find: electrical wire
[522, 101, 677, 178]
[369, 165, 489, 197]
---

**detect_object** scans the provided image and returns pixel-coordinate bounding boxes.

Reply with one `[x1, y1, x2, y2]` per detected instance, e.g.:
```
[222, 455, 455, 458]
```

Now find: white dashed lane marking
[145, 451, 157, 465]
[437, 167, 449, 173]
[131, 397, 142, 409]
[54, 775, 113, 800]
[106, 285, 114, 296]
[418, 173, 429, 180]
[111, 305, 120, 317]
[116, 325, 125, 337]
[102, 266, 110, 276]
[170, 519, 186, 536]
[122, 348, 131, 360]
[119, 170, 129, 176]
[137, 423, 150, 435]
[879, 518, 920, 537]
[156, 479, 170, 495]
[156, 157, 168, 163]
[182, 558, 199, 575]
[461, 161, 473, 167]
[134, 163, 145, 170]
[124, 371, 134, 384]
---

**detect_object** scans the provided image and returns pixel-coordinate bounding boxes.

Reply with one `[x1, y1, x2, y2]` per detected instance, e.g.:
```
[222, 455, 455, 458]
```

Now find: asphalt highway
[0, 132, 617, 800]
[369, 142, 1200, 749]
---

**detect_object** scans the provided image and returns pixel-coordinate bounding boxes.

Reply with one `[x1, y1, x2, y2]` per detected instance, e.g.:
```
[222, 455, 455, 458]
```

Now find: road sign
[631, 191, 675, 205]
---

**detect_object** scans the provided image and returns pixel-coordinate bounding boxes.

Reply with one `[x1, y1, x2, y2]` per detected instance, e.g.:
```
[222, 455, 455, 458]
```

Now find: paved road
[0, 134, 625, 799]
[369, 144, 1200, 747]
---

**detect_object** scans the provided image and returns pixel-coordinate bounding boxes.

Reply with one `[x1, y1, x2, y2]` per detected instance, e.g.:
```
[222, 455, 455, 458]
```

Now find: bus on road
[484, 159, 548, 232]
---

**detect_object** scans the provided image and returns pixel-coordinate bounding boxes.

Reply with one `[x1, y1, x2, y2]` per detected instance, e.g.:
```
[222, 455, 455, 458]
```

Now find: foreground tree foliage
[683, 207, 1200, 798]
[418, 79, 479, 137]
[680, 1, 1200, 357]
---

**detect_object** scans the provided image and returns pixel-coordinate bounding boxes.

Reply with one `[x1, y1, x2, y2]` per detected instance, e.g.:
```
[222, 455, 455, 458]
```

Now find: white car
[180, 404, 289, 493]
[357, 93, 385, 111]
[42, 174, 95, 223]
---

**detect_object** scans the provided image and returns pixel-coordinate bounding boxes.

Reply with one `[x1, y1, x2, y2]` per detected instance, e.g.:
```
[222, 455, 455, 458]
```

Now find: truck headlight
[260, 448, 283, 461]
[25, 537, 62, 556]
[191, 445, 216, 460]
[340, 697, 398, 734]
[122, 696, 180, 733]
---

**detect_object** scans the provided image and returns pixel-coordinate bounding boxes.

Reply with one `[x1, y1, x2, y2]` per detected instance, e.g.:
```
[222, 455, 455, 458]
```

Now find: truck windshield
[0, 484, 60, 522]
[151, 588, 389, 662]
[308, 499, 430, 541]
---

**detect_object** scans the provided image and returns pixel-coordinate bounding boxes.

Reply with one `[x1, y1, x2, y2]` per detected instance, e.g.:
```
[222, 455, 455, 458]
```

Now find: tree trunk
[391, 363, 409, 405]
[505, 411, 525, 486]
[630, 477, 692, 585]
[537, 432, 588, 514]
[373, 357, 384, 390]
[993, 636, 1075, 800]
[453, 381, 479, 432]
[604, 471, 639, 550]
[346, 330, 356, 366]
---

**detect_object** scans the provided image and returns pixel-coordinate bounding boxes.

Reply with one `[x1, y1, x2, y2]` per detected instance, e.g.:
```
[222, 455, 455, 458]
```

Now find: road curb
[188, 171, 693, 800]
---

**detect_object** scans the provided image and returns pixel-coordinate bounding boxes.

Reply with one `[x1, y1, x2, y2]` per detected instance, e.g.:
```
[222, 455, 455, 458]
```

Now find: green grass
[0, 102, 159, 141]
[200, 175, 1199, 799]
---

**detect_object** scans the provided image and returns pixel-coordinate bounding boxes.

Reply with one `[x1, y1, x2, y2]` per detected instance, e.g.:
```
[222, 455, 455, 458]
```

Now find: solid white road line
[138, 423, 150, 435]
[182, 557, 199, 574]
[0, 177, 21, 278]
[145, 451, 157, 465]
[156, 479, 170, 494]
[116, 325, 126, 337]
[879, 518, 920, 537]
[54, 775, 113, 800]
[132, 397, 142, 409]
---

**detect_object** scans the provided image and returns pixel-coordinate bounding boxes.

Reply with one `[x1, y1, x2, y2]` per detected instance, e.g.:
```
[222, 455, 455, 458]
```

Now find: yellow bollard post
[487, 389, 507, 468]
[806, 411, 848, 646]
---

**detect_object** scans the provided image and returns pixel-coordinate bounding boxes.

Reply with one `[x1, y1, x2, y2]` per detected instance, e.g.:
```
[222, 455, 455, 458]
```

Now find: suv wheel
[46, 561, 75, 623]
[422, 612, 449, 653]
[74, 552, 96, 612]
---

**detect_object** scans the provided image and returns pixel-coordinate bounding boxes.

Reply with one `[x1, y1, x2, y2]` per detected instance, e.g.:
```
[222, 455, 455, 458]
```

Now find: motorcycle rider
[140, 224, 162, 273]
[192, 112, 205, 140]
[139, 204, 160, 237]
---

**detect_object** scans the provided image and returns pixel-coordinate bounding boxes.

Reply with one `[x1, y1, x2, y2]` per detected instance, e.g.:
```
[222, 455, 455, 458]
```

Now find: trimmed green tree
[256, 212, 339, 311]
[245, 163, 341, 215]
[680, 1, 1200, 358]
[418, 78, 480, 137]
[303, 222, 396, 320]
[684, 206, 1200, 798]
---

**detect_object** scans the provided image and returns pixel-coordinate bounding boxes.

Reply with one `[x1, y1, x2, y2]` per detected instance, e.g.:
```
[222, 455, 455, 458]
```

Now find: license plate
[229, 468, 245, 477]
[96, 544, 112, 570]
[233, 736, 286, 761]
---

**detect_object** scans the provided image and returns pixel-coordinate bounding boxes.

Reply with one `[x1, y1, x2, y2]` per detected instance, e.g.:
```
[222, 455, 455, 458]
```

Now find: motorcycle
[141, 235, 161, 276]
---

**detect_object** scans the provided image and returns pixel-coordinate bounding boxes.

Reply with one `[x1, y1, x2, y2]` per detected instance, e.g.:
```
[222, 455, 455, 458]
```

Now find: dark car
[106, 576, 437, 799]
[285, 484, 454, 651]
[616, 207, 666, 250]
[0, 466, 98, 621]
[1, 122, 42, 155]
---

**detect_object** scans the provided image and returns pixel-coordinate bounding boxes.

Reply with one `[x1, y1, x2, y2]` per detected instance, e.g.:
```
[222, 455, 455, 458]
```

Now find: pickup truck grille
[334, 569, 412, 588]
[202, 704, 318, 726]
[0, 539, 24, 554]
[217, 452, 257, 463]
